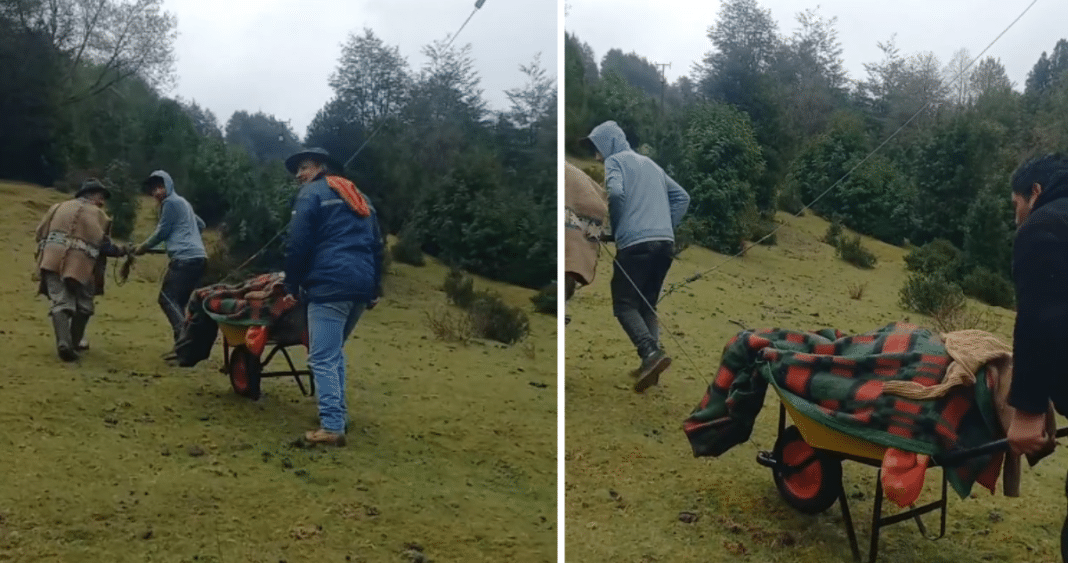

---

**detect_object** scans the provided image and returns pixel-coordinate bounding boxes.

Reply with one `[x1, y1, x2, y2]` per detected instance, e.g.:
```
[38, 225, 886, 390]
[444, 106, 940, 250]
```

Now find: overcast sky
[161, 0, 557, 139]
[566, 0, 1066, 92]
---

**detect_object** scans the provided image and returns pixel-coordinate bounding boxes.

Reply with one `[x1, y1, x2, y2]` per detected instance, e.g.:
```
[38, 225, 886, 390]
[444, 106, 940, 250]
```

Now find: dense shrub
[899, 273, 966, 317]
[435, 269, 530, 345]
[823, 216, 843, 246]
[676, 102, 765, 255]
[961, 267, 1015, 309]
[749, 219, 778, 246]
[530, 283, 557, 315]
[391, 225, 425, 267]
[412, 166, 554, 289]
[469, 291, 531, 344]
[443, 268, 476, 308]
[904, 239, 963, 278]
[785, 114, 914, 246]
[836, 235, 877, 269]
[777, 184, 806, 215]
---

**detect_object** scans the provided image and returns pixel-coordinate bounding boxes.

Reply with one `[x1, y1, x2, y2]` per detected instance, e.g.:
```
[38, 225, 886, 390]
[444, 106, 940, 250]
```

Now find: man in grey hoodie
[133, 170, 207, 356]
[583, 120, 690, 392]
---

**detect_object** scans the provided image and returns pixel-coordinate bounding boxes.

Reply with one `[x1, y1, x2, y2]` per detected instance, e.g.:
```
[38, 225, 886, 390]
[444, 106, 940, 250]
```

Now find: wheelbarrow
[214, 302, 313, 401]
[755, 384, 1068, 563]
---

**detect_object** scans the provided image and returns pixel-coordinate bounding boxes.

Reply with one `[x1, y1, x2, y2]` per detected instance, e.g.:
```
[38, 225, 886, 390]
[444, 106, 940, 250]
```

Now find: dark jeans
[159, 257, 206, 344]
[611, 240, 674, 358]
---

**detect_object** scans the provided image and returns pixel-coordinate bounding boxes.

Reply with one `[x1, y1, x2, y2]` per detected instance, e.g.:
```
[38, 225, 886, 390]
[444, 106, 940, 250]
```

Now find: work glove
[132, 244, 147, 256]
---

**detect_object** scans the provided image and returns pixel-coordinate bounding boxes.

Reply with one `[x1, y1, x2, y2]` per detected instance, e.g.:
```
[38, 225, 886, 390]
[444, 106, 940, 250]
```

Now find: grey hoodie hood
[586, 121, 632, 160]
[148, 170, 175, 197]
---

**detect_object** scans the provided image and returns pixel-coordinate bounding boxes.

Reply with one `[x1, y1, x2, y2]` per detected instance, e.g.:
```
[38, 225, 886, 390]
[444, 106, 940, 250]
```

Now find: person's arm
[195, 213, 206, 232]
[283, 190, 318, 299]
[1009, 218, 1068, 414]
[99, 236, 127, 258]
[139, 200, 177, 251]
[665, 174, 691, 231]
[604, 158, 625, 236]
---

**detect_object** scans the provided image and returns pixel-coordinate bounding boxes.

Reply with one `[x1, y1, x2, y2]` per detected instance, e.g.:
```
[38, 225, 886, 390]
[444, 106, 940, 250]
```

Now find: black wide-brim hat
[285, 147, 344, 175]
[75, 178, 111, 200]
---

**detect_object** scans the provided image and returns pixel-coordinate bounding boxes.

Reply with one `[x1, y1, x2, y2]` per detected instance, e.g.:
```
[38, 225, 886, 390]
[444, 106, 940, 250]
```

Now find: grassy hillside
[564, 166, 1067, 563]
[0, 181, 556, 563]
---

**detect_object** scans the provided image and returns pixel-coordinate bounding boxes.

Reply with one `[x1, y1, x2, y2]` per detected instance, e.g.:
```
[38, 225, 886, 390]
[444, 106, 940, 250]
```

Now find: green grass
[0, 181, 556, 563]
[565, 202, 1064, 563]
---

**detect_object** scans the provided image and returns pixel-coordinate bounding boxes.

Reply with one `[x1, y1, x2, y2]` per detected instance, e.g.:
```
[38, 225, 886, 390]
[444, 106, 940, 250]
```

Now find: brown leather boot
[304, 428, 346, 447]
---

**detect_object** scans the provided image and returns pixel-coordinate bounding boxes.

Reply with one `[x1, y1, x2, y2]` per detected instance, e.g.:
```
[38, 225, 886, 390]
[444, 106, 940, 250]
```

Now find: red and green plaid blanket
[185, 272, 297, 326]
[682, 322, 1000, 499]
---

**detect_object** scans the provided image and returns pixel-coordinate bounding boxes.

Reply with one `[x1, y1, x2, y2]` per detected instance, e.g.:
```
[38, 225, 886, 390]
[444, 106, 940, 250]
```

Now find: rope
[343, 1, 486, 170]
[657, 0, 1041, 304]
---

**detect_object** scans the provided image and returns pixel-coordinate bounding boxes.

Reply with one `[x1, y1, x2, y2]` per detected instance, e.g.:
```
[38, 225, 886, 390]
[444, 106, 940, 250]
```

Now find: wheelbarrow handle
[933, 426, 1068, 467]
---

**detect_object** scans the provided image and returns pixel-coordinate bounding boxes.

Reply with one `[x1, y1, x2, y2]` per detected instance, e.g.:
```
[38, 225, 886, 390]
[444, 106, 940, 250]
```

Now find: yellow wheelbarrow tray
[215, 319, 314, 401]
[755, 383, 1068, 563]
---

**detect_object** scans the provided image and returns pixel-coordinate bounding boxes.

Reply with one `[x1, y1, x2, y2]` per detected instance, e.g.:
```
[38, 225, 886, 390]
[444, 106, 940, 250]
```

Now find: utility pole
[653, 62, 671, 111]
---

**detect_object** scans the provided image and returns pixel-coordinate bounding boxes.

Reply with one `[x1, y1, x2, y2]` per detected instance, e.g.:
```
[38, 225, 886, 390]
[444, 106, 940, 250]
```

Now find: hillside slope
[564, 171, 1068, 563]
[0, 181, 556, 563]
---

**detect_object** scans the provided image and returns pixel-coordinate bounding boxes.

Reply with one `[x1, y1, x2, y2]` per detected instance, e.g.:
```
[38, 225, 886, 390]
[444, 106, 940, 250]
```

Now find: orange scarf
[325, 175, 371, 217]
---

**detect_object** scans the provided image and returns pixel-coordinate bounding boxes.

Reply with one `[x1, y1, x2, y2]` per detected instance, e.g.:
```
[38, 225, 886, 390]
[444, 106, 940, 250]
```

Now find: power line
[342, 0, 488, 169]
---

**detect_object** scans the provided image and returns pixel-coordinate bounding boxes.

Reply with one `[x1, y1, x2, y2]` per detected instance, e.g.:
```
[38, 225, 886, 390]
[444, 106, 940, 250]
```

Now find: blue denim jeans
[307, 301, 366, 433]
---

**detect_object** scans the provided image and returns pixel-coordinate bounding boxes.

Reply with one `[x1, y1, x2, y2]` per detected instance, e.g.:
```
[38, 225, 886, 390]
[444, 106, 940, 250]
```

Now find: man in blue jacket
[283, 147, 384, 447]
[583, 121, 690, 393]
[133, 170, 207, 358]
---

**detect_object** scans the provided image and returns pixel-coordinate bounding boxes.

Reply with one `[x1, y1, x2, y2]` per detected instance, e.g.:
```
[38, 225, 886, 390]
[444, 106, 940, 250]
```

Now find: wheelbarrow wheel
[772, 425, 842, 515]
[228, 345, 262, 400]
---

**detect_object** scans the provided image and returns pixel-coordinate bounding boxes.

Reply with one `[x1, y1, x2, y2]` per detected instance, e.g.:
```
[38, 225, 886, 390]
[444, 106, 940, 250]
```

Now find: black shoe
[634, 350, 671, 393]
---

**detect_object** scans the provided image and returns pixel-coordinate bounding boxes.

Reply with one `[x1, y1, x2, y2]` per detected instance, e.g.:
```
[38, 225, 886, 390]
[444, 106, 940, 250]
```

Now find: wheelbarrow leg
[220, 341, 231, 374]
[912, 471, 948, 540]
[870, 471, 884, 563]
[838, 488, 862, 563]
[280, 347, 314, 397]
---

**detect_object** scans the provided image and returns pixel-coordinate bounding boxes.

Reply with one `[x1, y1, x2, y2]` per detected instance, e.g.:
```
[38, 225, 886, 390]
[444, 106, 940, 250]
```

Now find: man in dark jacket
[1005, 153, 1068, 562]
[283, 147, 384, 447]
[582, 121, 691, 393]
